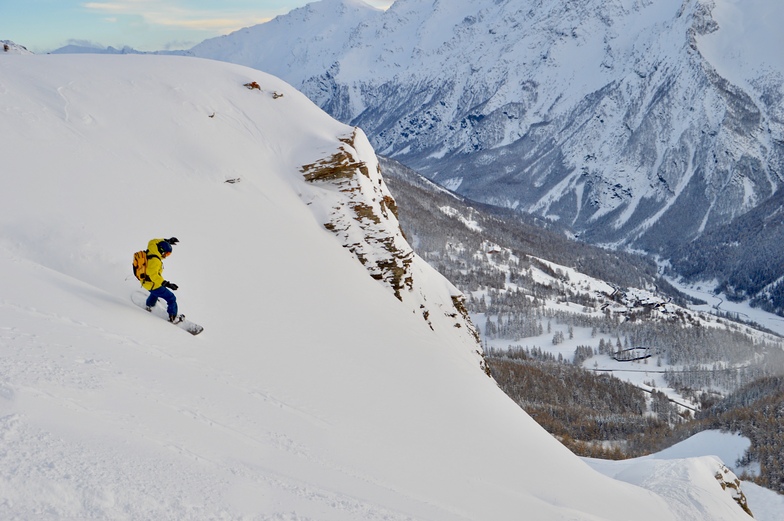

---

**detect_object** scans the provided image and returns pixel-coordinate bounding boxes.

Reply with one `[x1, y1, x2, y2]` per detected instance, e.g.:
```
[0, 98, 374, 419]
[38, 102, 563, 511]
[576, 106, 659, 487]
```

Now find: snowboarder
[141, 237, 182, 322]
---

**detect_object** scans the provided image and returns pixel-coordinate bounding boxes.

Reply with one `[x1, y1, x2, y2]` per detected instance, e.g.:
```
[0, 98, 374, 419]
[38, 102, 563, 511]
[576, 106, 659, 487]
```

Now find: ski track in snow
[0, 303, 422, 521]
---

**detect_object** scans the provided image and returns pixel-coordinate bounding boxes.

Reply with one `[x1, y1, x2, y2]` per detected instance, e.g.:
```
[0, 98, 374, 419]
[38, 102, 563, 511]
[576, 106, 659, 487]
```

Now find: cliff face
[301, 129, 414, 300]
[300, 128, 484, 368]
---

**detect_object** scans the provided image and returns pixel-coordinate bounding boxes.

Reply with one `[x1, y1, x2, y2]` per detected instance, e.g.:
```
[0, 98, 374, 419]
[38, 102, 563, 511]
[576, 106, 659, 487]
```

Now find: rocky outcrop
[301, 128, 482, 358]
[301, 129, 414, 299]
[715, 464, 753, 517]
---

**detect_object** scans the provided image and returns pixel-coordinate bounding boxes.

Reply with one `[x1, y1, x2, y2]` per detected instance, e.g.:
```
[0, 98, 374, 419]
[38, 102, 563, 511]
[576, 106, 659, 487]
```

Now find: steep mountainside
[381, 155, 784, 401]
[380, 157, 683, 298]
[381, 154, 784, 495]
[668, 187, 784, 313]
[187, 0, 784, 309]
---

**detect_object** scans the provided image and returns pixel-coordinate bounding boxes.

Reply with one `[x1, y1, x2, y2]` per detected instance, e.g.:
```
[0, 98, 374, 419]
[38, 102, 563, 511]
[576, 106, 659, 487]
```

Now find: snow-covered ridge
[188, 0, 381, 88]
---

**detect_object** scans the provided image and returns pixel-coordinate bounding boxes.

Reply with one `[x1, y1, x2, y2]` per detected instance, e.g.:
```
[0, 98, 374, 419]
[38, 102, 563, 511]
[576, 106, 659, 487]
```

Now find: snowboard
[131, 290, 204, 335]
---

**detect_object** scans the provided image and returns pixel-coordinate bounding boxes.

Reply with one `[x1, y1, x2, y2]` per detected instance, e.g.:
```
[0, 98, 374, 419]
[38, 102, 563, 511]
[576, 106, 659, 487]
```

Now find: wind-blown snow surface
[0, 54, 752, 520]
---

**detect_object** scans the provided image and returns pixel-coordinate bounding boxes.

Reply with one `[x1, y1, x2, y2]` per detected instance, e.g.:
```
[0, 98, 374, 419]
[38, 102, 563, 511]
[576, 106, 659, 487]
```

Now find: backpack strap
[141, 250, 160, 282]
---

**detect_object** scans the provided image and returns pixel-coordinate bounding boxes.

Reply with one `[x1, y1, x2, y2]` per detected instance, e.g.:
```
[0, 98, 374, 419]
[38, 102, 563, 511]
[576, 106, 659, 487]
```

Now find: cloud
[83, 2, 139, 13]
[65, 39, 107, 49]
[154, 17, 270, 32]
[82, 1, 269, 33]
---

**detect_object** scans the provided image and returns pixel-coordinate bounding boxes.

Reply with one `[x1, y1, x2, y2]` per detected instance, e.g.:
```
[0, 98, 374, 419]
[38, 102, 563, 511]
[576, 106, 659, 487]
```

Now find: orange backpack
[132, 250, 150, 282]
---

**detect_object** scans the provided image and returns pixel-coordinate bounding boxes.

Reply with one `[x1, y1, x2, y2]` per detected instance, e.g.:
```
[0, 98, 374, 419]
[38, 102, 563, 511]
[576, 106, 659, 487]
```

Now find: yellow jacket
[142, 238, 167, 291]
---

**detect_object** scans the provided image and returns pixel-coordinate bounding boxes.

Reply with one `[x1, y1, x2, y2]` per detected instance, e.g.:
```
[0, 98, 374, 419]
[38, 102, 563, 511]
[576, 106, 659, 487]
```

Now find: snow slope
[188, 0, 382, 88]
[0, 53, 753, 520]
[587, 430, 784, 521]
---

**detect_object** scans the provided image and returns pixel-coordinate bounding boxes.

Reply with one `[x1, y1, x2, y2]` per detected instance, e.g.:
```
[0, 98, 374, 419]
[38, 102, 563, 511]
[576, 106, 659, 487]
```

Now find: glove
[163, 281, 179, 291]
[167, 237, 180, 245]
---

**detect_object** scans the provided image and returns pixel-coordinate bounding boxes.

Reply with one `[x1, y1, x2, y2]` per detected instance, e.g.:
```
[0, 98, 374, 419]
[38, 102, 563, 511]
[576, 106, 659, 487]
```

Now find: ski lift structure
[612, 346, 652, 362]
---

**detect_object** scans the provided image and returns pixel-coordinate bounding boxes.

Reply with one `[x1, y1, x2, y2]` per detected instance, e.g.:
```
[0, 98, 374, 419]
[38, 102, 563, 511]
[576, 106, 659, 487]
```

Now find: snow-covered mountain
[0, 52, 758, 520]
[187, 0, 784, 298]
[189, 0, 382, 89]
[50, 43, 145, 55]
[2, 40, 33, 55]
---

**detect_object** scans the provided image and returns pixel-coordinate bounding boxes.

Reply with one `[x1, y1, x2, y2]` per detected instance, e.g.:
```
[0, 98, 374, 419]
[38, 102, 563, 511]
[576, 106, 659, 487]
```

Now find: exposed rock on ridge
[300, 128, 482, 357]
[301, 129, 414, 299]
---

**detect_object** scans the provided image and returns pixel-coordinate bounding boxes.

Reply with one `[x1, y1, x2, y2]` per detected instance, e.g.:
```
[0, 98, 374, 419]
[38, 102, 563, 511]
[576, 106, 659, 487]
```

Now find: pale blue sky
[1, 0, 394, 53]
